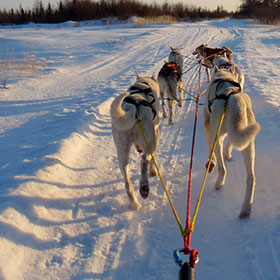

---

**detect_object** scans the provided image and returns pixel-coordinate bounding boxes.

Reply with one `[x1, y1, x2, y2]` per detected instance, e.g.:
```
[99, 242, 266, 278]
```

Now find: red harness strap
[219, 62, 232, 69]
[204, 48, 226, 64]
[166, 63, 179, 74]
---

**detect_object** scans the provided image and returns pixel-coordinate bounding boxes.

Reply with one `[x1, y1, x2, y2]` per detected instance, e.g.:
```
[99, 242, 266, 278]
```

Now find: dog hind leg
[168, 99, 175, 124]
[149, 127, 159, 176]
[118, 148, 142, 210]
[215, 135, 227, 189]
[206, 68, 211, 82]
[160, 90, 168, 118]
[177, 79, 184, 107]
[140, 154, 149, 199]
[239, 142, 256, 218]
[204, 111, 216, 173]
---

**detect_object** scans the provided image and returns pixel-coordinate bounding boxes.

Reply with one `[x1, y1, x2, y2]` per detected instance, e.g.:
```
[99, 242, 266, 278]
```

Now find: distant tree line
[234, 0, 280, 23]
[0, 0, 230, 25]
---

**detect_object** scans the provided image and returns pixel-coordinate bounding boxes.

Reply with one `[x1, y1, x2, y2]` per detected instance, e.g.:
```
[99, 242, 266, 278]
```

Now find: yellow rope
[136, 83, 225, 238]
[188, 106, 227, 233]
[176, 82, 208, 101]
[136, 119, 185, 236]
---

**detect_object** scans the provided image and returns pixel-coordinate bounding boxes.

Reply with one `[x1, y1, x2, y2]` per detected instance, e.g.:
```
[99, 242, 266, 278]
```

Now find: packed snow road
[0, 19, 279, 279]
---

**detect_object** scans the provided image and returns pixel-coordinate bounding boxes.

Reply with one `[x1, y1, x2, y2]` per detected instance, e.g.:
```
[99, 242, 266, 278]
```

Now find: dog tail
[227, 101, 261, 150]
[110, 93, 137, 131]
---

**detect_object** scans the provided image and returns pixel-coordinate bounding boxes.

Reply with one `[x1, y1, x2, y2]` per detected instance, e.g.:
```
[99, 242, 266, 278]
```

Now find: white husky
[212, 52, 245, 90]
[111, 73, 160, 210]
[203, 66, 260, 218]
[158, 47, 184, 124]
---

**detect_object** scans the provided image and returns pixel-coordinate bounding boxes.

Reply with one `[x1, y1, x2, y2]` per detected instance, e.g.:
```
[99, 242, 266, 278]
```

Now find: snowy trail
[0, 19, 279, 280]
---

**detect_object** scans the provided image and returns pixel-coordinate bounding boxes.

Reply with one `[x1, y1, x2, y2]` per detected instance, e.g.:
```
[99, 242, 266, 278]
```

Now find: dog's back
[111, 73, 160, 132]
[206, 68, 260, 150]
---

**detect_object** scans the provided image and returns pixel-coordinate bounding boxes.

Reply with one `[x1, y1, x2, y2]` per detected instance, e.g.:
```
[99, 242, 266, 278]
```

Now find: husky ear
[170, 47, 174, 51]
[136, 72, 141, 80]
[151, 72, 157, 81]
[214, 66, 219, 73]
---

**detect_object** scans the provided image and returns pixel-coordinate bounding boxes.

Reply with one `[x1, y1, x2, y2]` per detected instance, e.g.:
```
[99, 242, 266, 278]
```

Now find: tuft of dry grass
[133, 15, 178, 27]
[0, 48, 47, 88]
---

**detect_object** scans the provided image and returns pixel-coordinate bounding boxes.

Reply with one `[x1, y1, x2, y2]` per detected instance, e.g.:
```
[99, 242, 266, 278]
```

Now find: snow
[0, 18, 280, 279]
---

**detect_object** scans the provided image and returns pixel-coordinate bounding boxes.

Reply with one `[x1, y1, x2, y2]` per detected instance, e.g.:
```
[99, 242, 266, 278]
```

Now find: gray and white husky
[158, 47, 184, 124]
[111, 73, 160, 210]
[204, 66, 260, 218]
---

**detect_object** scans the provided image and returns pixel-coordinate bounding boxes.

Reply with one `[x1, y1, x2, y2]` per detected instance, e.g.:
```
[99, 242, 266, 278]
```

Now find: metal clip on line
[174, 249, 199, 280]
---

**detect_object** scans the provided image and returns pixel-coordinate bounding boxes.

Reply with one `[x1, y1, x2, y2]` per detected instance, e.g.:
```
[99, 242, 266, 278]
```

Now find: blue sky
[1, 0, 241, 12]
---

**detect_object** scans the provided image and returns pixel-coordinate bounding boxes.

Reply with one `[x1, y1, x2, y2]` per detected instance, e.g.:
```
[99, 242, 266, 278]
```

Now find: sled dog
[212, 52, 245, 90]
[158, 47, 184, 124]
[192, 44, 233, 82]
[203, 66, 260, 218]
[111, 73, 160, 210]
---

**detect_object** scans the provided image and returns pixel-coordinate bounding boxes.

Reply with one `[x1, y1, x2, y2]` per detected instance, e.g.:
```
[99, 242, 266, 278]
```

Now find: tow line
[136, 58, 228, 280]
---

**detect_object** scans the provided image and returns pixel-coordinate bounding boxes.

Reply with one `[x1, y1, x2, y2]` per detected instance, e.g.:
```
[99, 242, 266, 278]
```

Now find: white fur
[158, 47, 184, 124]
[204, 67, 260, 218]
[212, 52, 245, 90]
[111, 73, 160, 210]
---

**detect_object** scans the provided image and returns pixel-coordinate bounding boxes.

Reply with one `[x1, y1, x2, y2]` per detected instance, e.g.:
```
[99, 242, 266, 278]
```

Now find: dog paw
[129, 201, 142, 211]
[206, 160, 215, 173]
[134, 144, 143, 154]
[149, 168, 158, 177]
[139, 183, 149, 199]
[224, 154, 232, 161]
[215, 182, 224, 190]
[239, 207, 251, 219]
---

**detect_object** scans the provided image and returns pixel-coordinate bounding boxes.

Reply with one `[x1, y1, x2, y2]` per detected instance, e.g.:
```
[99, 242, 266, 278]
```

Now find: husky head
[213, 65, 237, 82]
[135, 72, 160, 97]
[168, 47, 183, 74]
[170, 47, 182, 56]
[192, 44, 208, 57]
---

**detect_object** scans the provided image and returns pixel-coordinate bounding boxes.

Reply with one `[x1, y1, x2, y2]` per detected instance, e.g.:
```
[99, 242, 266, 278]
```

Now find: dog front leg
[239, 142, 256, 218]
[204, 113, 216, 173]
[140, 154, 149, 199]
[224, 140, 233, 161]
[206, 68, 211, 82]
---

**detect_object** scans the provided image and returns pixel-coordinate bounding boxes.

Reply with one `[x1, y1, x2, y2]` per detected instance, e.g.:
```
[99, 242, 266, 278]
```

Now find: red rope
[202, 49, 226, 65]
[183, 64, 202, 268]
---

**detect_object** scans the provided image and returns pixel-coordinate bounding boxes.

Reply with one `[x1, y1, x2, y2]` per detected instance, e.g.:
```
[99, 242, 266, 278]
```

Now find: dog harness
[219, 62, 232, 69]
[208, 78, 242, 113]
[123, 82, 157, 120]
[205, 48, 226, 66]
[159, 62, 181, 80]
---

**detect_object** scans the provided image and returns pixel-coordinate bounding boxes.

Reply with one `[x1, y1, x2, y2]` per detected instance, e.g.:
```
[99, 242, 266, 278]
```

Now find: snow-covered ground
[0, 19, 279, 279]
